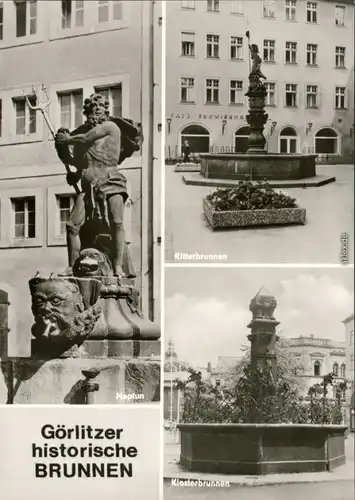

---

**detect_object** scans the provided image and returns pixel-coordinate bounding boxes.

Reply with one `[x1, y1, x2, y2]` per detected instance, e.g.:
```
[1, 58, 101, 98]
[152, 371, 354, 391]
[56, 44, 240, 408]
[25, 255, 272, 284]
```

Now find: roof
[255, 285, 275, 298]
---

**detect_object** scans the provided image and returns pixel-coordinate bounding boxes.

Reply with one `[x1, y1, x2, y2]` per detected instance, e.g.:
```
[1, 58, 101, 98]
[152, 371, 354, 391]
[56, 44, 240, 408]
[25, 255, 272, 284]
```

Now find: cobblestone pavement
[165, 165, 354, 264]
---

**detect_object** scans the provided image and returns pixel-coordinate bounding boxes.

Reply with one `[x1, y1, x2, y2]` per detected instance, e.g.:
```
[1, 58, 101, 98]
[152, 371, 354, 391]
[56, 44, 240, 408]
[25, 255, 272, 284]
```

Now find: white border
[159, 3, 166, 500]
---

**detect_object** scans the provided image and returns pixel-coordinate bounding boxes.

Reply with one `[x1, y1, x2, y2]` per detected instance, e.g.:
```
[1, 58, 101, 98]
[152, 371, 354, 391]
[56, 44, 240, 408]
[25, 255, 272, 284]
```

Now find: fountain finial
[249, 286, 277, 320]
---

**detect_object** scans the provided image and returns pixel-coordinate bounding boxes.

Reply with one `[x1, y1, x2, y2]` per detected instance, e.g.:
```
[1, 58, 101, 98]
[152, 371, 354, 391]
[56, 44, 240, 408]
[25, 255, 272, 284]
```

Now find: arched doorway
[279, 126, 298, 153]
[315, 128, 339, 155]
[234, 126, 250, 153]
[180, 124, 210, 154]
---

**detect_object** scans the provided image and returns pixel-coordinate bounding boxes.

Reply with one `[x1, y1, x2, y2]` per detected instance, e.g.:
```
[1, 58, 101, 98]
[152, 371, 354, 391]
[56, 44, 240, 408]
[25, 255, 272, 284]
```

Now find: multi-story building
[343, 313, 354, 430]
[0, 0, 162, 356]
[282, 335, 347, 398]
[165, 0, 354, 163]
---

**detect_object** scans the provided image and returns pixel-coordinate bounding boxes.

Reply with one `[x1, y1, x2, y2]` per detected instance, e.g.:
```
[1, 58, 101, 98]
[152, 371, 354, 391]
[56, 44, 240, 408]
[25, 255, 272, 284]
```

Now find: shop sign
[168, 112, 246, 120]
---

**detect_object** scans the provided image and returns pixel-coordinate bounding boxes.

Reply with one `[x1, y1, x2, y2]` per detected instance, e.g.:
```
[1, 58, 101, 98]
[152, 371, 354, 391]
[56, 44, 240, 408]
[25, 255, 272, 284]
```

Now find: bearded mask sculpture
[29, 277, 102, 345]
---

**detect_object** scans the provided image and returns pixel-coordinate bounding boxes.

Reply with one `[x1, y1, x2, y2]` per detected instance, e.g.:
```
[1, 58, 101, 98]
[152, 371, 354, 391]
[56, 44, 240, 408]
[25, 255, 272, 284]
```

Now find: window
[335, 46, 346, 68]
[314, 360, 321, 376]
[13, 97, 36, 135]
[94, 85, 122, 117]
[306, 44, 317, 65]
[98, 0, 122, 22]
[263, 0, 275, 18]
[230, 0, 243, 14]
[333, 363, 339, 376]
[279, 127, 298, 153]
[285, 83, 297, 107]
[306, 85, 318, 108]
[180, 77, 195, 103]
[207, 0, 219, 12]
[16, 0, 37, 37]
[265, 82, 276, 106]
[315, 128, 339, 154]
[61, 0, 84, 29]
[206, 34, 219, 58]
[340, 364, 346, 378]
[263, 40, 275, 62]
[205, 79, 219, 104]
[58, 91, 83, 130]
[12, 198, 35, 239]
[180, 125, 210, 154]
[0, 1, 3, 40]
[306, 1, 317, 23]
[230, 80, 243, 104]
[181, 32, 195, 56]
[0, 99, 2, 137]
[285, 42, 297, 63]
[335, 86, 346, 109]
[230, 36, 243, 60]
[234, 126, 250, 153]
[56, 195, 75, 236]
[285, 0, 296, 21]
[181, 0, 195, 9]
[335, 5, 345, 26]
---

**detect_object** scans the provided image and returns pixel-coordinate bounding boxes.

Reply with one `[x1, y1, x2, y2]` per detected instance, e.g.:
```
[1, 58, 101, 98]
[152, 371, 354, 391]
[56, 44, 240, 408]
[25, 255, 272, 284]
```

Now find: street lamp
[306, 122, 313, 135]
[222, 119, 227, 135]
[168, 340, 174, 425]
[270, 121, 277, 135]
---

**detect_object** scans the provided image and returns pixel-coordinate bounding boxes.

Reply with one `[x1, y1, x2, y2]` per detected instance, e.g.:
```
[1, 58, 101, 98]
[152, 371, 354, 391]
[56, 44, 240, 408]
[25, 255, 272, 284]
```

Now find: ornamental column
[247, 286, 279, 385]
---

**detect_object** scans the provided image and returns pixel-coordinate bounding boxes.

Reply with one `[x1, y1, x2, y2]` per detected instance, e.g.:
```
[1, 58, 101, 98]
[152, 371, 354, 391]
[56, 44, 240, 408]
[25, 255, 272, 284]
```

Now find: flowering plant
[206, 176, 298, 212]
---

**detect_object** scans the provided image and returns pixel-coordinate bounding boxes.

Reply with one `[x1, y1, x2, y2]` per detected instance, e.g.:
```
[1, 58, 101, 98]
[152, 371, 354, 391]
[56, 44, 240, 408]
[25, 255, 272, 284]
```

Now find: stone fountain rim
[178, 423, 347, 430]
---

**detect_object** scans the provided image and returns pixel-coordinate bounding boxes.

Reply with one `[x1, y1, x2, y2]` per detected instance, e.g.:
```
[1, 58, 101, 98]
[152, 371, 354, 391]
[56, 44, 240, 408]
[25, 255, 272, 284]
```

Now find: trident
[23, 85, 80, 195]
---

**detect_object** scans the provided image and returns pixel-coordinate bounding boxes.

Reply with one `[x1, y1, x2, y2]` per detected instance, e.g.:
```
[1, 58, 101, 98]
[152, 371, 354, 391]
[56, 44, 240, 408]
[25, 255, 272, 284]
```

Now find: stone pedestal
[245, 87, 268, 154]
[2, 340, 160, 404]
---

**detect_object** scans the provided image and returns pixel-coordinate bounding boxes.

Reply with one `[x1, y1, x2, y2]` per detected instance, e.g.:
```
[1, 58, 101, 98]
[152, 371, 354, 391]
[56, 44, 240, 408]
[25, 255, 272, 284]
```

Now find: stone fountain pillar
[245, 82, 268, 154]
[247, 286, 279, 389]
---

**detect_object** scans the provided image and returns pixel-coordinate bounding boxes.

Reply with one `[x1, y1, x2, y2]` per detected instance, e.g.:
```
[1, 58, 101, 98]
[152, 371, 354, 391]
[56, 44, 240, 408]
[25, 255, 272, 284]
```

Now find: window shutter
[317, 84, 321, 108]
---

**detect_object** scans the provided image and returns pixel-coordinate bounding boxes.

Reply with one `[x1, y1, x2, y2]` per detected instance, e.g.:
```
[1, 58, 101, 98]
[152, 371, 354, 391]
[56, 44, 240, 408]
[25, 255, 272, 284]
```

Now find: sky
[165, 267, 354, 367]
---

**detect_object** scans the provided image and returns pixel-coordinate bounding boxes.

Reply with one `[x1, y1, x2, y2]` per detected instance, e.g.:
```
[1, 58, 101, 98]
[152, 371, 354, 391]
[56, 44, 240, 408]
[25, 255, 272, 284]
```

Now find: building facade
[282, 335, 347, 399]
[0, 0, 162, 356]
[343, 313, 354, 430]
[165, 0, 354, 163]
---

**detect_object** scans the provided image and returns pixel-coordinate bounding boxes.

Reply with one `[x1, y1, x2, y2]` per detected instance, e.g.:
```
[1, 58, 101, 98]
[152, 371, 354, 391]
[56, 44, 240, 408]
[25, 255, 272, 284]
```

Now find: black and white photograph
[163, 266, 354, 499]
[164, 0, 354, 265]
[0, 0, 354, 499]
[0, 0, 162, 405]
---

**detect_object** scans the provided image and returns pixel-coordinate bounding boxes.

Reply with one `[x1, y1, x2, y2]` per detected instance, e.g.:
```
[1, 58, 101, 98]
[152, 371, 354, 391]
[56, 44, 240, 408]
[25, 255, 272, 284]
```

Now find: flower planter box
[203, 198, 306, 230]
[174, 162, 201, 173]
[178, 423, 347, 475]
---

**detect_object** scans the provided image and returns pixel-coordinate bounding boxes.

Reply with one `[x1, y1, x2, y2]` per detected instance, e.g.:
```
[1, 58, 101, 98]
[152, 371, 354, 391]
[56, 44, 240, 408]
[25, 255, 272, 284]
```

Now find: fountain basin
[203, 199, 306, 230]
[200, 153, 317, 181]
[178, 423, 347, 475]
[175, 162, 201, 173]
